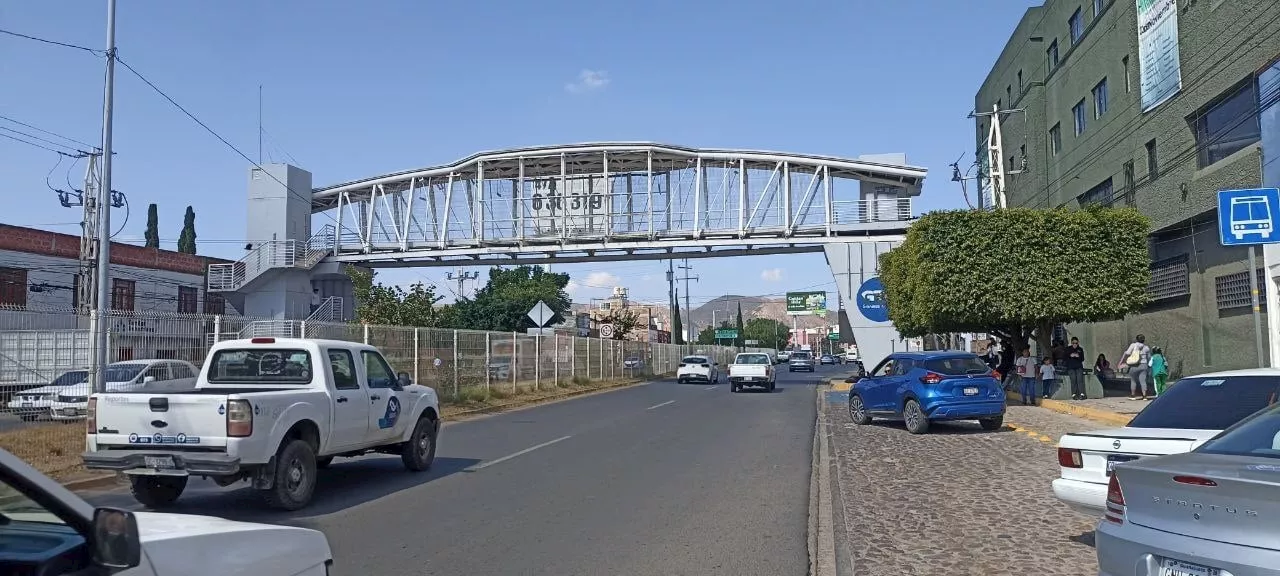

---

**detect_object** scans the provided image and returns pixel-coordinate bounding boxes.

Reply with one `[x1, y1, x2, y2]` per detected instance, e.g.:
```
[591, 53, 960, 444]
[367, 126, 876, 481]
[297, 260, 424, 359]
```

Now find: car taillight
[1173, 475, 1218, 487]
[226, 399, 253, 437]
[920, 372, 943, 385]
[1057, 447, 1082, 468]
[1104, 475, 1125, 524]
[250, 337, 275, 344]
[86, 397, 97, 434]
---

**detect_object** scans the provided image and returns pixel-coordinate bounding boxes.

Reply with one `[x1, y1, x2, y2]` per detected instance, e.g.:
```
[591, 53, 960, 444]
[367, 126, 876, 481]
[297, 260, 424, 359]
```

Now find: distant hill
[692, 295, 834, 331]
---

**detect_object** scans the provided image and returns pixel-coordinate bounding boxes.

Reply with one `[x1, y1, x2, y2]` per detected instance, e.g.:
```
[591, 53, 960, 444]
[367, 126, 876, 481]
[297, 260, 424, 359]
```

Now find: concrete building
[975, 0, 1280, 375]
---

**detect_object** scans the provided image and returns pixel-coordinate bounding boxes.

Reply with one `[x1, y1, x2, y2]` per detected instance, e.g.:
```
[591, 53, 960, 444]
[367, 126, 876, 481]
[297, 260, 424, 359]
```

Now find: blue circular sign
[856, 277, 889, 323]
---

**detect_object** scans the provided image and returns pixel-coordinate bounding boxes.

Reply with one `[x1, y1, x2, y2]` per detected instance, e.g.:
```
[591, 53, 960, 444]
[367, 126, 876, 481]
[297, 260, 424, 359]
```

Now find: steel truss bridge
[310, 142, 927, 267]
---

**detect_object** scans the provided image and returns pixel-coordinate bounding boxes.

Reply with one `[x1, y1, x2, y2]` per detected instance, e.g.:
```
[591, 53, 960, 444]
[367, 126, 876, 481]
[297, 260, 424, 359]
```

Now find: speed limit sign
[599, 324, 615, 338]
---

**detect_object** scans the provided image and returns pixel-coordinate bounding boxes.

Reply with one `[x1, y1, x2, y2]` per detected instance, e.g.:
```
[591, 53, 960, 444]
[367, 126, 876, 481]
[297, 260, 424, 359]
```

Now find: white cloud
[565, 69, 610, 93]
[761, 268, 783, 282]
[567, 271, 621, 297]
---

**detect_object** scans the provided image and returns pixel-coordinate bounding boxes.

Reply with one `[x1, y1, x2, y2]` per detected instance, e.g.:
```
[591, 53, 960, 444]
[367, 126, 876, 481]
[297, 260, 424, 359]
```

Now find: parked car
[728, 352, 775, 393]
[48, 360, 200, 422]
[83, 337, 441, 511]
[5, 369, 88, 421]
[676, 355, 720, 384]
[1053, 368, 1280, 515]
[788, 351, 816, 372]
[1097, 400, 1280, 575]
[0, 446, 333, 575]
[847, 352, 1005, 434]
[820, 354, 837, 365]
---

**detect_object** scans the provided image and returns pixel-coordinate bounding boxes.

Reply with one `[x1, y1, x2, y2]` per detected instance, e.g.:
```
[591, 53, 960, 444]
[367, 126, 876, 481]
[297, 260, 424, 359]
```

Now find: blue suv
[847, 351, 1006, 434]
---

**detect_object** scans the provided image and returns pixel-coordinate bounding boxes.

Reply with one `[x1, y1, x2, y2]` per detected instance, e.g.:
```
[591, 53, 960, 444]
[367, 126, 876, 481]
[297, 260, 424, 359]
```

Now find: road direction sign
[828, 333, 840, 341]
[856, 277, 889, 323]
[1218, 188, 1280, 246]
[715, 329, 739, 339]
[744, 339, 760, 345]
[599, 323, 615, 338]
[527, 300, 555, 327]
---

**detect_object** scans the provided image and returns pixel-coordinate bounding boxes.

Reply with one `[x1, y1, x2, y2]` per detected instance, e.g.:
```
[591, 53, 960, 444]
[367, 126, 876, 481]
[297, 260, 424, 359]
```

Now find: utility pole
[90, 0, 118, 395]
[970, 104, 1025, 210]
[446, 267, 480, 299]
[675, 259, 697, 343]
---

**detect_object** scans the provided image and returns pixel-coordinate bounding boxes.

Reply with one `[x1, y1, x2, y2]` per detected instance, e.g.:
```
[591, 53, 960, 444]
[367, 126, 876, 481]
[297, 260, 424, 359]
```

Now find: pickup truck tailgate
[94, 393, 229, 448]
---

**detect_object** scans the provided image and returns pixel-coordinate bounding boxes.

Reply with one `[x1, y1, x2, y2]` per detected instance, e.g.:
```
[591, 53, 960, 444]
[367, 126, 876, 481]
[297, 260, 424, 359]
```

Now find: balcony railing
[831, 198, 913, 226]
[207, 224, 336, 292]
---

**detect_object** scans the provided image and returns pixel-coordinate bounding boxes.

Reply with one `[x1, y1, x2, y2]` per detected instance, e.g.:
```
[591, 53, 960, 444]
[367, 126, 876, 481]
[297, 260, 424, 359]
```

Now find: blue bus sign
[1218, 188, 1280, 246]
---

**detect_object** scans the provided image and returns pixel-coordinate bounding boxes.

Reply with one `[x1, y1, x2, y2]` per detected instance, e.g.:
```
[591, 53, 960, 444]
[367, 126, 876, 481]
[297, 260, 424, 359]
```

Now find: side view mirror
[396, 372, 412, 388]
[92, 507, 141, 569]
[142, 376, 156, 384]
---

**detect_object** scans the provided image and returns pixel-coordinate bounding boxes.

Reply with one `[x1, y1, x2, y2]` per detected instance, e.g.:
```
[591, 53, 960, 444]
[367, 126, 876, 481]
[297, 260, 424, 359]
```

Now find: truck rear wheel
[401, 416, 437, 472]
[263, 439, 317, 511]
[130, 476, 187, 509]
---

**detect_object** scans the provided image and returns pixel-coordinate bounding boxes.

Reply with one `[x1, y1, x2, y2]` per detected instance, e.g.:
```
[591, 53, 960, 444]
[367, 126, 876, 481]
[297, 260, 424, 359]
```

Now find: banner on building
[1136, 0, 1182, 112]
[786, 291, 827, 316]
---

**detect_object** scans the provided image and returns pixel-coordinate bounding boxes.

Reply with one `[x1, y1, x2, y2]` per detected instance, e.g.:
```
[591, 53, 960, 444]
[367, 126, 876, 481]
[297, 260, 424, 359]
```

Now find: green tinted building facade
[975, 0, 1280, 376]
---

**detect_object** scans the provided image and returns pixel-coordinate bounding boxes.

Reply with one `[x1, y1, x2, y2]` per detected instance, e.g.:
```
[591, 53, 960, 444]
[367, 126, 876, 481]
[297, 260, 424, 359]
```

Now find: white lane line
[464, 435, 573, 472]
[705, 385, 718, 391]
[647, 400, 676, 410]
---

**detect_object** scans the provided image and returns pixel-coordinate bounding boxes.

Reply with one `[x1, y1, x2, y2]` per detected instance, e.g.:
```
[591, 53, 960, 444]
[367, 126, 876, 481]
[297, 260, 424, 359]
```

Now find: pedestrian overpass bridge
[208, 142, 927, 363]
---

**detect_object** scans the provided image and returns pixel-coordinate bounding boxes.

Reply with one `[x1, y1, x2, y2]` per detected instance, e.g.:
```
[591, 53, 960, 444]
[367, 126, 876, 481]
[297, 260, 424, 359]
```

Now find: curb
[62, 473, 123, 493]
[442, 379, 647, 421]
[1036, 398, 1133, 427]
[808, 387, 841, 576]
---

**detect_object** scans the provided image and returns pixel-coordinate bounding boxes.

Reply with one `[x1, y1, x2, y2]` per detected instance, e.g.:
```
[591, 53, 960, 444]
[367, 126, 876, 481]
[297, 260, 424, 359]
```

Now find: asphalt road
[85, 365, 834, 575]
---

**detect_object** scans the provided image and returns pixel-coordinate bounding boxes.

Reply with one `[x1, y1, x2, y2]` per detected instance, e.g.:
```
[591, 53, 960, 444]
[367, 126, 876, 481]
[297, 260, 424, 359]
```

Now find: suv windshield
[1127, 375, 1280, 430]
[104, 364, 145, 383]
[923, 356, 990, 375]
[1197, 402, 1280, 460]
[207, 349, 314, 383]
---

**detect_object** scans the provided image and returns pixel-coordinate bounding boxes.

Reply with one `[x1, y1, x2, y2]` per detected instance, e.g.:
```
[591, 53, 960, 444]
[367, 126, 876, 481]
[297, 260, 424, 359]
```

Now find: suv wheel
[903, 399, 930, 434]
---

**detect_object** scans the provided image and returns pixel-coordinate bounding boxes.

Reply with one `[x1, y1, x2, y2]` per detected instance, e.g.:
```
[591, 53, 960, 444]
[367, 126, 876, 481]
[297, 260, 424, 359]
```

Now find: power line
[0, 28, 102, 54]
[0, 131, 75, 155]
[0, 126, 90, 155]
[0, 114, 99, 150]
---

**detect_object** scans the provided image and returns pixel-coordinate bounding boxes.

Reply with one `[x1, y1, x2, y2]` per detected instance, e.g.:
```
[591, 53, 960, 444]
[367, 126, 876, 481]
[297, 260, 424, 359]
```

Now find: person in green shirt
[1150, 347, 1169, 396]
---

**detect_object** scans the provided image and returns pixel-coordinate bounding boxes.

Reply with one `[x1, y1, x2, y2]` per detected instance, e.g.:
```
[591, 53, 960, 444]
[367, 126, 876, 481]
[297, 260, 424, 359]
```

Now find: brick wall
[0, 224, 230, 276]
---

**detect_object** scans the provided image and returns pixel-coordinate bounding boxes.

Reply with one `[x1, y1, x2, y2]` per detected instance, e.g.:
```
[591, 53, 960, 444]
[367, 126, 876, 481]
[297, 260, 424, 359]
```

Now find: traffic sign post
[1216, 188, 1278, 368]
[527, 301, 555, 328]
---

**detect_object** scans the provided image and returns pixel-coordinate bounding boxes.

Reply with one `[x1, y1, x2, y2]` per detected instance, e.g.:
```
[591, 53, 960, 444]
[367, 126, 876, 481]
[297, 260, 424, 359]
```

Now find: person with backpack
[1118, 334, 1152, 401]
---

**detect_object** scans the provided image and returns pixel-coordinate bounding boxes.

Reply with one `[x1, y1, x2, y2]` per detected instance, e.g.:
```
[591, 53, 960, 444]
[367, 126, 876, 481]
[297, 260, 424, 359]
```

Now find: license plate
[1107, 455, 1139, 475]
[20, 402, 32, 407]
[143, 456, 175, 470]
[1159, 558, 1218, 576]
[963, 387, 979, 396]
[61, 408, 81, 417]
[744, 377, 754, 381]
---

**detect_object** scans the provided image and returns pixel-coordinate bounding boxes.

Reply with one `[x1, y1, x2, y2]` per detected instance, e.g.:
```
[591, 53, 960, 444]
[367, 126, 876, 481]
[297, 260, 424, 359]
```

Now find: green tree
[734, 301, 745, 348]
[144, 204, 160, 248]
[671, 288, 685, 345]
[453, 265, 571, 332]
[880, 206, 1151, 354]
[602, 307, 643, 340]
[347, 266, 451, 326]
[742, 317, 789, 350]
[177, 206, 197, 254]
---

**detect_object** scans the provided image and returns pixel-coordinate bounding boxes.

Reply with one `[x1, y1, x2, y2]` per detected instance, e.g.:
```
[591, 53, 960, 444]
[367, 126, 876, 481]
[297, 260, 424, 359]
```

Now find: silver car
[1097, 401, 1280, 576]
[788, 351, 815, 372]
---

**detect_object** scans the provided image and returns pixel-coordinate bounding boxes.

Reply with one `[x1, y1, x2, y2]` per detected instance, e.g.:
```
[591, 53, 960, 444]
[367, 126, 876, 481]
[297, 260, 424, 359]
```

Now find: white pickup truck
[728, 352, 776, 393]
[82, 337, 441, 511]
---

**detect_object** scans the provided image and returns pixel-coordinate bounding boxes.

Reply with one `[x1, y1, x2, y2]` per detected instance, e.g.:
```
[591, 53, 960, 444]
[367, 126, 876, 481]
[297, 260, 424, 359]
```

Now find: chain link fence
[0, 305, 766, 476]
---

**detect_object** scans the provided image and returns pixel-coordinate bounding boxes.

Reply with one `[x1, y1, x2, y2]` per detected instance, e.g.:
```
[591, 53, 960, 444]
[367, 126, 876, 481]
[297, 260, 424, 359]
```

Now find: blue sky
[1, 0, 1037, 311]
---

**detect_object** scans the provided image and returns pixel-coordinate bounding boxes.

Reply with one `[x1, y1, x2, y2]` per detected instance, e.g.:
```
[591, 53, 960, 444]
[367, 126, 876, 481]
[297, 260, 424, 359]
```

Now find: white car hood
[1064, 426, 1223, 441]
[136, 512, 331, 575]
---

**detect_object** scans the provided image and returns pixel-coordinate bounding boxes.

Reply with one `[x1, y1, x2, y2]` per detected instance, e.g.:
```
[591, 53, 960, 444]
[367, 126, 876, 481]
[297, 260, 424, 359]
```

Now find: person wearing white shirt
[1038, 357, 1057, 399]
[1014, 348, 1037, 405]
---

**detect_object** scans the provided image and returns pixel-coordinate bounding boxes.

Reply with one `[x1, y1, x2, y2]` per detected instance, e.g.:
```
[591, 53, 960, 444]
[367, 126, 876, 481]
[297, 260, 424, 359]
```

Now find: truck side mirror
[142, 375, 156, 384]
[396, 372, 412, 388]
[92, 508, 142, 569]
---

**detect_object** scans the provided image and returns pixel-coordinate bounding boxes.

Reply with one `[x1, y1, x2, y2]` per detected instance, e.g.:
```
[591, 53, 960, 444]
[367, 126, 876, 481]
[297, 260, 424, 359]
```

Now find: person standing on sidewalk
[1015, 348, 1037, 405]
[1039, 356, 1057, 399]
[1119, 334, 1152, 401]
[1064, 337, 1086, 400]
[1150, 347, 1169, 397]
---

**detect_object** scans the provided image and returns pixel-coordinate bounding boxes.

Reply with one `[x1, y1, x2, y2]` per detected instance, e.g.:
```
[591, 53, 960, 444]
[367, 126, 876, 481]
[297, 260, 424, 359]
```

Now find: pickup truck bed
[728, 353, 776, 393]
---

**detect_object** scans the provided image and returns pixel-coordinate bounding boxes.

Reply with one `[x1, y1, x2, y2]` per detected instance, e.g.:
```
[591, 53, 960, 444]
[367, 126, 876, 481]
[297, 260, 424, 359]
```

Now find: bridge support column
[241, 164, 315, 319]
[824, 240, 903, 366]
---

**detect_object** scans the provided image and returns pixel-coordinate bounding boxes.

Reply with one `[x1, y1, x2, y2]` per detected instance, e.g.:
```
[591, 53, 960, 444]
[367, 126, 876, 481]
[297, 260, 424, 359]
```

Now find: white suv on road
[1053, 368, 1280, 514]
[676, 355, 719, 384]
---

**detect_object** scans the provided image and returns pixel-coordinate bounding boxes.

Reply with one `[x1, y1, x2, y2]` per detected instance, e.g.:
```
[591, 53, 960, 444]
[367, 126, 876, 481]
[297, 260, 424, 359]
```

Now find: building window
[0, 267, 27, 307]
[1148, 254, 1191, 301]
[1069, 8, 1084, 44]
[204, 291, 226, 315]
[997, 98, 1002, 111]
[1007, 85, 1012, 101]
[1191, 79, 1261, 168]
[177, 286, 198, 314]
[1122, 55, 1130, 92]
[1093, 78, 1109, 118]
[1049, 123, 1062, 156]
[1122, 160, 1136, 205]
[1215, 269, 1267, 310]
[1047, 40, 1060, 71]
[110, 279, 135, 311]
[1146, 139, 1158, 178]
[1094, 0, 1107, 17]
[1073, 99, 1087, 135]
[1079, 177, 1114, 206]
[1018, 69, 1024, 93]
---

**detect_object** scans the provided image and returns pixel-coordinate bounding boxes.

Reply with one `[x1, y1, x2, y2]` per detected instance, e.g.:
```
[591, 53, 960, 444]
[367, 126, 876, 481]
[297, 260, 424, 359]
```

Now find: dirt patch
[2, 376, 651, 479]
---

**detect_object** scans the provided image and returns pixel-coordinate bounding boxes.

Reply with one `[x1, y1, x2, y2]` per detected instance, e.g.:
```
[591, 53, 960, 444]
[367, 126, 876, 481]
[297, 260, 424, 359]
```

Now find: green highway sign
[828, 333, 840, 340]
[786, 291, 828, 315]
[715, 329, 739, 339]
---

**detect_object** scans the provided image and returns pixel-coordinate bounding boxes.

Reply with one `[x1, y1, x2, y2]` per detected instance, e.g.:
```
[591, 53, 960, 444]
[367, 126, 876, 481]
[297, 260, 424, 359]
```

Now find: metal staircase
[306, 297, 343, 323]
[207, 224, 335, 292]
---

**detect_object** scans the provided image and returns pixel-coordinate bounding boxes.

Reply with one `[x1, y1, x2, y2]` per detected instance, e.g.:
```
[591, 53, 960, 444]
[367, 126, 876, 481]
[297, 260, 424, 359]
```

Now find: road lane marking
[705, 386, 717, 390]
[464, 435, 572, 472]
[647, 400, 676, 410]
[1007, 422, 1057, 445]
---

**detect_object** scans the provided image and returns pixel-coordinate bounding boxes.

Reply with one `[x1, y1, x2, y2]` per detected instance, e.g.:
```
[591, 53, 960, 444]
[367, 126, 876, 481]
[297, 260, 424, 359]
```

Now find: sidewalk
[1006, 390, 1142, 427]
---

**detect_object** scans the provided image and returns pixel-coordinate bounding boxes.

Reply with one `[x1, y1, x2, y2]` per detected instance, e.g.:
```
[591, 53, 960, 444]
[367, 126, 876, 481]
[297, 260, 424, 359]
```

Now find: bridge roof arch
[310, 142, 927, 211]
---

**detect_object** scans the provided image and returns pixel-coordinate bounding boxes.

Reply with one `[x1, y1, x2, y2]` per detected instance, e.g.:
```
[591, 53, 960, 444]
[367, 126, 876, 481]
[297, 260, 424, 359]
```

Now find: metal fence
[0, 305, 764, 415]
